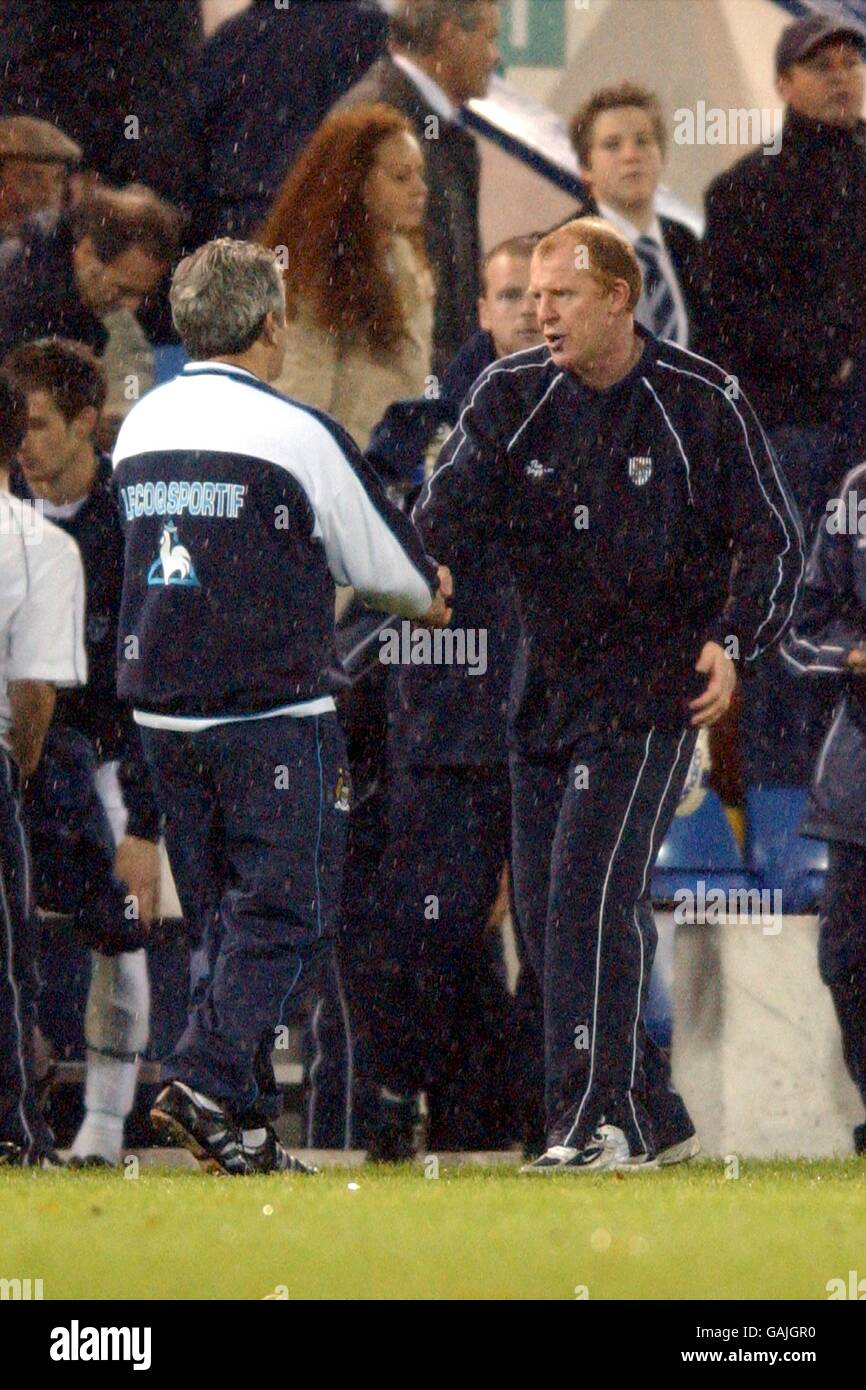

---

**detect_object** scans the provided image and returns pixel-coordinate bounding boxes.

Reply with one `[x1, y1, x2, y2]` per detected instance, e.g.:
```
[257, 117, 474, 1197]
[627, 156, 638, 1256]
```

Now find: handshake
[420, 564, 454, 629]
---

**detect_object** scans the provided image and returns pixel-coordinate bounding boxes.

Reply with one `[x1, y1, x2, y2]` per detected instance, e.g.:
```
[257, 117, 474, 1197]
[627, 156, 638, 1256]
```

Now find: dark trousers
[301, 949, 353, 1148]
[140, 714, 347, 1122]
[820, 841, 866, 1115]
[25, 726, 140, 955]
[0, 748, 52, 1154]
[342, 763, 526, 1147]
[741, 425, 838, 789]
[510, 727, 696, 1153]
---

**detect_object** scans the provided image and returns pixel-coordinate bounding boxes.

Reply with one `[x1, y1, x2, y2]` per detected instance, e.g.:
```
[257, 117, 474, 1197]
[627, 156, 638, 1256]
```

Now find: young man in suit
[569, 83, 703, 351]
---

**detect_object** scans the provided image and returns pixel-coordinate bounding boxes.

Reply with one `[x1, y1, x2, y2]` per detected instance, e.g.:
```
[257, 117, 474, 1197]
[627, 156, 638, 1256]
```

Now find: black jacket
[416, 330, 805, 754]
[0, 0, 200, 212]
[189, 0, 387, 241]
[782, 460, 866, 846]
[701, 109, 866, 429]
[338, 55, 482, 374]
[0, 213, 108, 363]
[387, 329, 519, 767]
[0, 210, 177, 354]
[9, 455, 159, 841]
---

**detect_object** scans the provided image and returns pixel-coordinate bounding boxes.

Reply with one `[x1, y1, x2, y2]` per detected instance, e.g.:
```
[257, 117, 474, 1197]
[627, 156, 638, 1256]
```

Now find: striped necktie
[634, 235, 682, 342]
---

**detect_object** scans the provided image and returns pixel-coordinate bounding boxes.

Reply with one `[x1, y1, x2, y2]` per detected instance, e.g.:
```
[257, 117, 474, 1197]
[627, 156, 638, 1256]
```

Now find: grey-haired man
[114, 239, 452, 1174]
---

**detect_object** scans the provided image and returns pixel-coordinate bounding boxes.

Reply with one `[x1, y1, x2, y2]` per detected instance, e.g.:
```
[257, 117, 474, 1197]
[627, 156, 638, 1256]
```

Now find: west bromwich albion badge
[628, 455, 653, 486]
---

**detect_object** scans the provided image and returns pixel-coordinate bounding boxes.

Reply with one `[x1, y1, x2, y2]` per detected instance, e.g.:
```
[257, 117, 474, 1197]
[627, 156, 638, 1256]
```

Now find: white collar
[182, 361, 258, 380]
[391, 52, 459, 124]
[598, 201, 664, 247]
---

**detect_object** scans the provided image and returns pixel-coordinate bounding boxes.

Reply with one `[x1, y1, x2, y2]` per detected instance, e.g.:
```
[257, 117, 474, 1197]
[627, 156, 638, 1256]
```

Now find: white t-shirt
[0, 491, 87, 749]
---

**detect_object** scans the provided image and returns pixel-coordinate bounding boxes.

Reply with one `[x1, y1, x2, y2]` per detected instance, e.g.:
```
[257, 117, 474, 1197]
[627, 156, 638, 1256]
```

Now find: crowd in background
[2, 0, 866, 1162]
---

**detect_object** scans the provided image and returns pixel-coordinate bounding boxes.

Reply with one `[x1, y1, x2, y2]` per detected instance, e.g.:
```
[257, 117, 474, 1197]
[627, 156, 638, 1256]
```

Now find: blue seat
[651, 789, 756, 906]
[745, 787, 828, 914]
[152, 344, 187, 385]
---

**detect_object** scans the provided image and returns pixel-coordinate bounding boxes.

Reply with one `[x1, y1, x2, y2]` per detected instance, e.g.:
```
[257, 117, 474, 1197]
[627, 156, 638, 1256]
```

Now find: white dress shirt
[391, 51, 459, 124]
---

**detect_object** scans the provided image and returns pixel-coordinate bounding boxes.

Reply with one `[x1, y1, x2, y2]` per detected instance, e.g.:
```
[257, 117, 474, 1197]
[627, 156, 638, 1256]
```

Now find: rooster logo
[147, 521, 199, 587]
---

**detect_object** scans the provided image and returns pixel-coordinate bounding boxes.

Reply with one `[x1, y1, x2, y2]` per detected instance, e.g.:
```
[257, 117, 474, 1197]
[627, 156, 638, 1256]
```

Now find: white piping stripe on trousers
[305, 716, 326, 1145]
[305, 993, 324, 1148]
[333, 955, 354, 1150]
[628, 905, 647, 1149]
[0, 750, 33, 1149]
[626, 729, 691, 1145]
[563, 730, 655, 1149]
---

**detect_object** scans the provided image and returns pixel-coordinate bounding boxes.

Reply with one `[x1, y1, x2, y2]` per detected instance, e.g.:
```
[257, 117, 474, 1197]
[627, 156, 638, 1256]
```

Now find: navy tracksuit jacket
[416, 329, 805, 1150]
[782, 460, 866, 1121]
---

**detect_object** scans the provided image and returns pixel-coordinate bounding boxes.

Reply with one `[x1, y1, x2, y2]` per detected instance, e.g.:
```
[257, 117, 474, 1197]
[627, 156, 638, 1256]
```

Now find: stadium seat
[745, 787, 828, 915]
[651, 788, 757, 906]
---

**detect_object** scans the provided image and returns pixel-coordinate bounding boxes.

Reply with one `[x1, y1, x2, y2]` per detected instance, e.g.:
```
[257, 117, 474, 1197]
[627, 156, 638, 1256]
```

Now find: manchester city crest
[628, 455, 653, 487]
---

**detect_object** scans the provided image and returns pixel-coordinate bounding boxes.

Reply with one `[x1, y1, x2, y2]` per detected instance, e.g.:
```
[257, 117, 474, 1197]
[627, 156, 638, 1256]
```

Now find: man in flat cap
[701, 13, 866, 789]
[0, 116, 81, 239]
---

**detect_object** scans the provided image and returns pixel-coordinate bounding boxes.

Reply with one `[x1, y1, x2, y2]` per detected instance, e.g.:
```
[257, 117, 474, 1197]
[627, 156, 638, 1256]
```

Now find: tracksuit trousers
[140, 714, 347, 1123]
[819, 841, 866, 1121]
[0, 747, 53, 1156]
[509, 725, 697, 1155]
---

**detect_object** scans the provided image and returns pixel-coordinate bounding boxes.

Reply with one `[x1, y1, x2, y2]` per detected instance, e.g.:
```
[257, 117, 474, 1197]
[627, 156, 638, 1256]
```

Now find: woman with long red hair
[259, 102, 433, 450]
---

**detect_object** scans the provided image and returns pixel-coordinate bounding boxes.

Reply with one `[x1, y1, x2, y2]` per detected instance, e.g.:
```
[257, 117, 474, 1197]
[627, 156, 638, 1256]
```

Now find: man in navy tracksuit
[114, 238, 450, 1175]
[416, 217, 805, 1171]
[782, 461, 866, 1154]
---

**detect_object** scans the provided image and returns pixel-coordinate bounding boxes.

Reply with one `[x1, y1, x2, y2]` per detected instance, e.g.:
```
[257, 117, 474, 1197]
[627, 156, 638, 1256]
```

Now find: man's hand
[419, 565, 454, 628]
[688, 641, 737, 727]
[8, 679, 55, 778]
[114, 835, 161, 932]
[846, 646, 866, 674]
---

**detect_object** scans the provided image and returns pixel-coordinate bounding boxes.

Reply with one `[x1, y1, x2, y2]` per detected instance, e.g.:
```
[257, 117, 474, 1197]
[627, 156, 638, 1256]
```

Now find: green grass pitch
[0, 1159, 862, 1300]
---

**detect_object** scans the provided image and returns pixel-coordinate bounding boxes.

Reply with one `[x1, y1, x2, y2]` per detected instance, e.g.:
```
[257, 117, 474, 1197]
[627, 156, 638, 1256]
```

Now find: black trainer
[68, 1154, 115, 1170]
[150, 1081, 252, 1174]
[243, 1124, 318, 1175]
